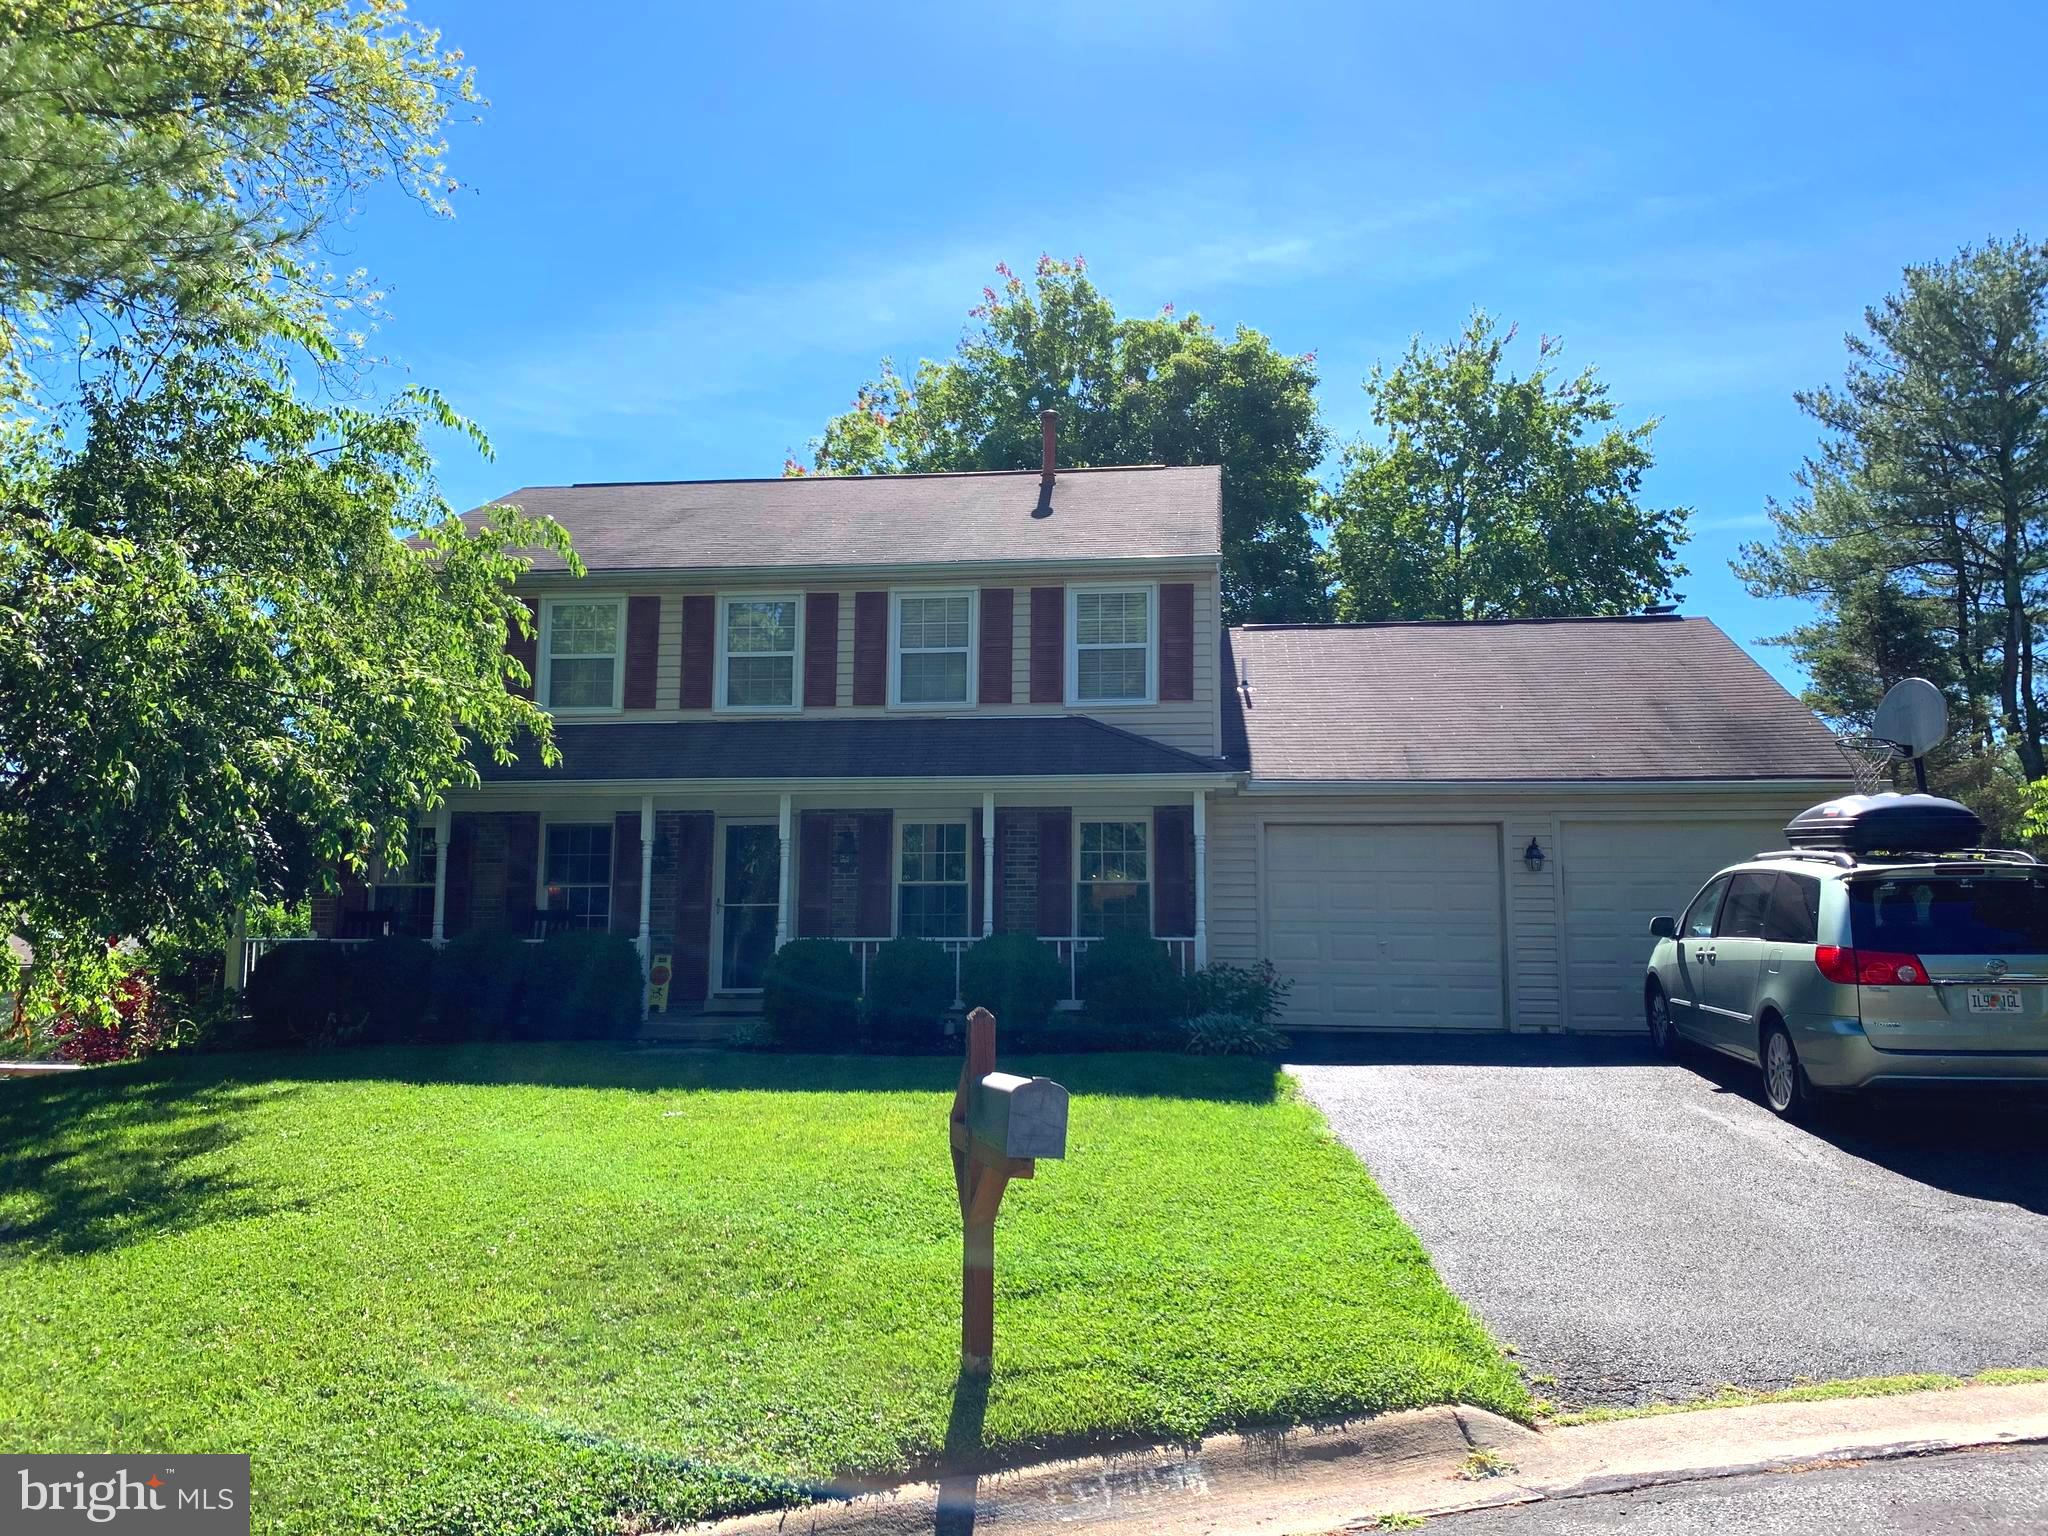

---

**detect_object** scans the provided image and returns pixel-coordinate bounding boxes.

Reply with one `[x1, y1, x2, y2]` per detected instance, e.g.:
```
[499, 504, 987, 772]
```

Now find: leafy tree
[1738, 236, 2048, 782]
[0, 4, 563, 1023]
[800, 257, 1331, 623]
[0, 0, 477, 388]
[0, 346, 573, 1019]
[1324, 312, 1687, 621]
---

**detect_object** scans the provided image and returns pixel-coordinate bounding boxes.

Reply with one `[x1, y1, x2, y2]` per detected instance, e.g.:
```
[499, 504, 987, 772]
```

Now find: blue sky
[352, 0, 2048, 687]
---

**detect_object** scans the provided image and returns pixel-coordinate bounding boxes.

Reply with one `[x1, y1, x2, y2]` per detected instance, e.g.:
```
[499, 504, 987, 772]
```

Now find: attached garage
[1208, 616, 1851, 1033]
[1264, 822, 1505, 1031]
[1559, 816, 1791, 1032]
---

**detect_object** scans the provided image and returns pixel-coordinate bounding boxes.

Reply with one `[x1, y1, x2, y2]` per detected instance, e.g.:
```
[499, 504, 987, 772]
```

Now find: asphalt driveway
[1290, 1037, 2048, 1408]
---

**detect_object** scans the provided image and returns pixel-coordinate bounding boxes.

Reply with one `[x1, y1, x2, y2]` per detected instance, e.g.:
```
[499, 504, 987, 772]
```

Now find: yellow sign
[647, 951, 673, 1013]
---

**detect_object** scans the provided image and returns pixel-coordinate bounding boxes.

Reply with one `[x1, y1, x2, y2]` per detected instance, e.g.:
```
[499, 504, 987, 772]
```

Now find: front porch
[304, 785, 1211, 1014]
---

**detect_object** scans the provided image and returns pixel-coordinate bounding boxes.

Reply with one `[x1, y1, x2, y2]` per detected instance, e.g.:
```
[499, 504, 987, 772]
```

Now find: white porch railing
[836, 934, 1196, 1008]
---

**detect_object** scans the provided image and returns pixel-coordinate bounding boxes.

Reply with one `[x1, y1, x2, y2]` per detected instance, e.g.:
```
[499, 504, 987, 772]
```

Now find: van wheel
[1646, 985, 1680, 1059]
[1760, 1018, 1809, 1120]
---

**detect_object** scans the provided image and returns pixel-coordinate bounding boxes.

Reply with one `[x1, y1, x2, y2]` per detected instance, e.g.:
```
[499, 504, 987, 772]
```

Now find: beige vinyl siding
[527, 561, 1222, 757]
[1204, 786, 1834, 1033]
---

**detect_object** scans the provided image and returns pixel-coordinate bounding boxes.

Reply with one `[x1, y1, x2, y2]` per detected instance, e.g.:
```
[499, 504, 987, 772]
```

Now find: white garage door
[1561, 817, 1788, 1032]
[1265, 823, 1505, 1031]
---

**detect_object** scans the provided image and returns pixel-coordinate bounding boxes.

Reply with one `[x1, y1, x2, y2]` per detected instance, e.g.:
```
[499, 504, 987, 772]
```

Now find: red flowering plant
[37, 946, 167, 1064]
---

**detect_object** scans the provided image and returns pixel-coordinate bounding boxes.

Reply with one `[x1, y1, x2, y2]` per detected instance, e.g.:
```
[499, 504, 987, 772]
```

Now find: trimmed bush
[762, 939, 861, 1051]
[245, 941, 357, 1047]
[1182, 1010, 1287, 1056]
[863, 938, 955, 1053]
[527, 930, 644, 1040]
[429, 931, 532, 1042]
[1076, 932, 1181, 1045]
[350, 937, 436, 1044]
[958, 933, 1063, 1037]
[1185, 959, 1293, 1030]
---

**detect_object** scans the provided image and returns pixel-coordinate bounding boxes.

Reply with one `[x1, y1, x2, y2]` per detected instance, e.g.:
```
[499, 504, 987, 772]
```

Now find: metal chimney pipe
[1039, 410, 1058, 485]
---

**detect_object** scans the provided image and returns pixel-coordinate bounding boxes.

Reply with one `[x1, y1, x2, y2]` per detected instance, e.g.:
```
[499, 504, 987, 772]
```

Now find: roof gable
[1222, 616, 1847, 783]
[467, 464, 1222, 575]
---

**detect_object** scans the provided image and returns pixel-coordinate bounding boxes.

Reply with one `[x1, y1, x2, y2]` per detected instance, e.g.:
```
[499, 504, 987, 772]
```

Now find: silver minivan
[1645, 850, 2048, 1117]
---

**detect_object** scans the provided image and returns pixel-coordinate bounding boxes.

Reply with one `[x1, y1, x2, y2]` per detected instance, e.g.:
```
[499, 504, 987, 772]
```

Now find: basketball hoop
[1836, 733, 1905, 796]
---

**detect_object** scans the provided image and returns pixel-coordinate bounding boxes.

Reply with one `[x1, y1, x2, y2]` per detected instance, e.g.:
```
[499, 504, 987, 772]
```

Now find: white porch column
[981, 790, 996, 937]
[775, 793, 793, 951]
[1192, 788, 1209, 969]
[430, 803, 452, 943]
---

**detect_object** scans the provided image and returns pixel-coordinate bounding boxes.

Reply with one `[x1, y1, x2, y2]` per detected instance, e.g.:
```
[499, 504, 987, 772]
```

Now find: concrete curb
[689, 1381, 2048, 1534]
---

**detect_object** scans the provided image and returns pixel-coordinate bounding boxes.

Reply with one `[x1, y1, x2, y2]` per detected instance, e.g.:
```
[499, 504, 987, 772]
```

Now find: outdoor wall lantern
[833, 822, 859, 873]
[1523, 837, 1547, 874]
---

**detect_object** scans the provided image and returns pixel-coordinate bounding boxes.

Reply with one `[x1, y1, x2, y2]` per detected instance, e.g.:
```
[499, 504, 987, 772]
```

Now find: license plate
[1967, 987, 2024, 1015]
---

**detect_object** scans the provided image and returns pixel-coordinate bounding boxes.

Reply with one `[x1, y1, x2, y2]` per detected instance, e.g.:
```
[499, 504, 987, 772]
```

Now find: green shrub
[430, 931, 532, 1042]
[350, 937, 436, 1044]
[1182, 1010, 1287, 1056]
[958, 933, 1063, 1037]
[1076, 932, 1181, 1045]
[244, 941, 356, 1047]
[761, 939, 861, 1050]
[527, 930, 644, 1040]
[863, 938, 955, 1053]
[1185, 959, 1293, 1029]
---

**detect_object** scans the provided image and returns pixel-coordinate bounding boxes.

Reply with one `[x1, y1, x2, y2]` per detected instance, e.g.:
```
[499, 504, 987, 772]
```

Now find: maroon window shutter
[797, 811, 832, 937]
[612, 812, 643, 935]
[504, 813, 540, 934]
[623, 596, 661, 709]
[443, 816, 474, 938]
[1029, 587, 1065, 704]
[853, 591, 888, 706]
[804, 592, 840, 707]
[506, 596, 539, 699]
[1152, 805, 1194, 937]
[679, 594, 715, 709]
[970, 808, 985, 935]
[1160, 582, 1195, 702]
[673, 812, 714, 1002]
[978, 588, 1014, 704]
[855, 810, 893, 934]
[1036, 809, 1071, 936]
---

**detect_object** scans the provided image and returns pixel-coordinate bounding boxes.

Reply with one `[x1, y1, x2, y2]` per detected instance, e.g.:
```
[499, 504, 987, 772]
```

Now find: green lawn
[0, 1047, 1523, 1535]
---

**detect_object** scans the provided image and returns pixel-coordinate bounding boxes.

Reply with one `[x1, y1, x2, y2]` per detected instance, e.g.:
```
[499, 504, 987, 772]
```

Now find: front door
[716, 821, 780, 991]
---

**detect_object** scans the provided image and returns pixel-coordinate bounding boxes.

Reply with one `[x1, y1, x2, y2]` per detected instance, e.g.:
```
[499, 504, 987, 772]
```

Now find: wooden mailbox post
[949, 1006, 1069, 1375]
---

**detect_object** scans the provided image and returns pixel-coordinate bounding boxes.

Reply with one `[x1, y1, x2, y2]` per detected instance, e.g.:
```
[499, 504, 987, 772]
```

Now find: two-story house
[310, 420, 1849, 1035]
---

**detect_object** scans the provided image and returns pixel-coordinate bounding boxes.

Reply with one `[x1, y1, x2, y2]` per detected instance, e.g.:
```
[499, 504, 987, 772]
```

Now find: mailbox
[969, 1072, 1069, 1161]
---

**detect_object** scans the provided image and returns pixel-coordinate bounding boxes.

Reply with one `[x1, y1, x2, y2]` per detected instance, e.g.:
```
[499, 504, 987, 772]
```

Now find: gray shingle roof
[475, 715, 1230, 783]
[1222, 617, 1848, 783]
[466, 465, 1222, 574]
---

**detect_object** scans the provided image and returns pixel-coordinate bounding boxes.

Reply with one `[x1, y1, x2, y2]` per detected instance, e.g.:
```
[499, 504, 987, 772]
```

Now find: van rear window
[1849, 874, 2048, 954]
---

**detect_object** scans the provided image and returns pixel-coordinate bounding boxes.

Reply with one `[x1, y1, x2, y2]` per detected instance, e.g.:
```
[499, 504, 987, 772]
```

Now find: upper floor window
[893, 591, 974, 707]
[1070, 585, 1154, 704]
[720, 596, 800, 710]
[544, 598, 622, 710]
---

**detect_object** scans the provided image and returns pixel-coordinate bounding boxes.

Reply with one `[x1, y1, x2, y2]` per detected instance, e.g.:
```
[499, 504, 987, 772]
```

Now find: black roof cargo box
[1784, 793, 1984, 856]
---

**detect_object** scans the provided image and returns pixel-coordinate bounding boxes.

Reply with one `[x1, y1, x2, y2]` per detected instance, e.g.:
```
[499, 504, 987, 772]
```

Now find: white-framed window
[898, 819, 971, 938]
[1068, 584, 1156, 705]
[542, 597, 624, 712]
[371, 823, 437, 931]
[542, 822, 613, 930]
[717, 594, 802, 711]
[891, 590, 975, 708]
[1076, 818, 1150, 937]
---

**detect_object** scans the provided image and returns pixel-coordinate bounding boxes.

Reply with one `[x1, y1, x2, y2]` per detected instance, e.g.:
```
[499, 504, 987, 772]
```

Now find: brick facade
[999, 814, 1039, 934]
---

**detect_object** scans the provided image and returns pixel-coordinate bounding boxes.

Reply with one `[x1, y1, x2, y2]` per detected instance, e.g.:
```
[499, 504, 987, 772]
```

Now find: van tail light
[1814, 946, 1929, 986]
